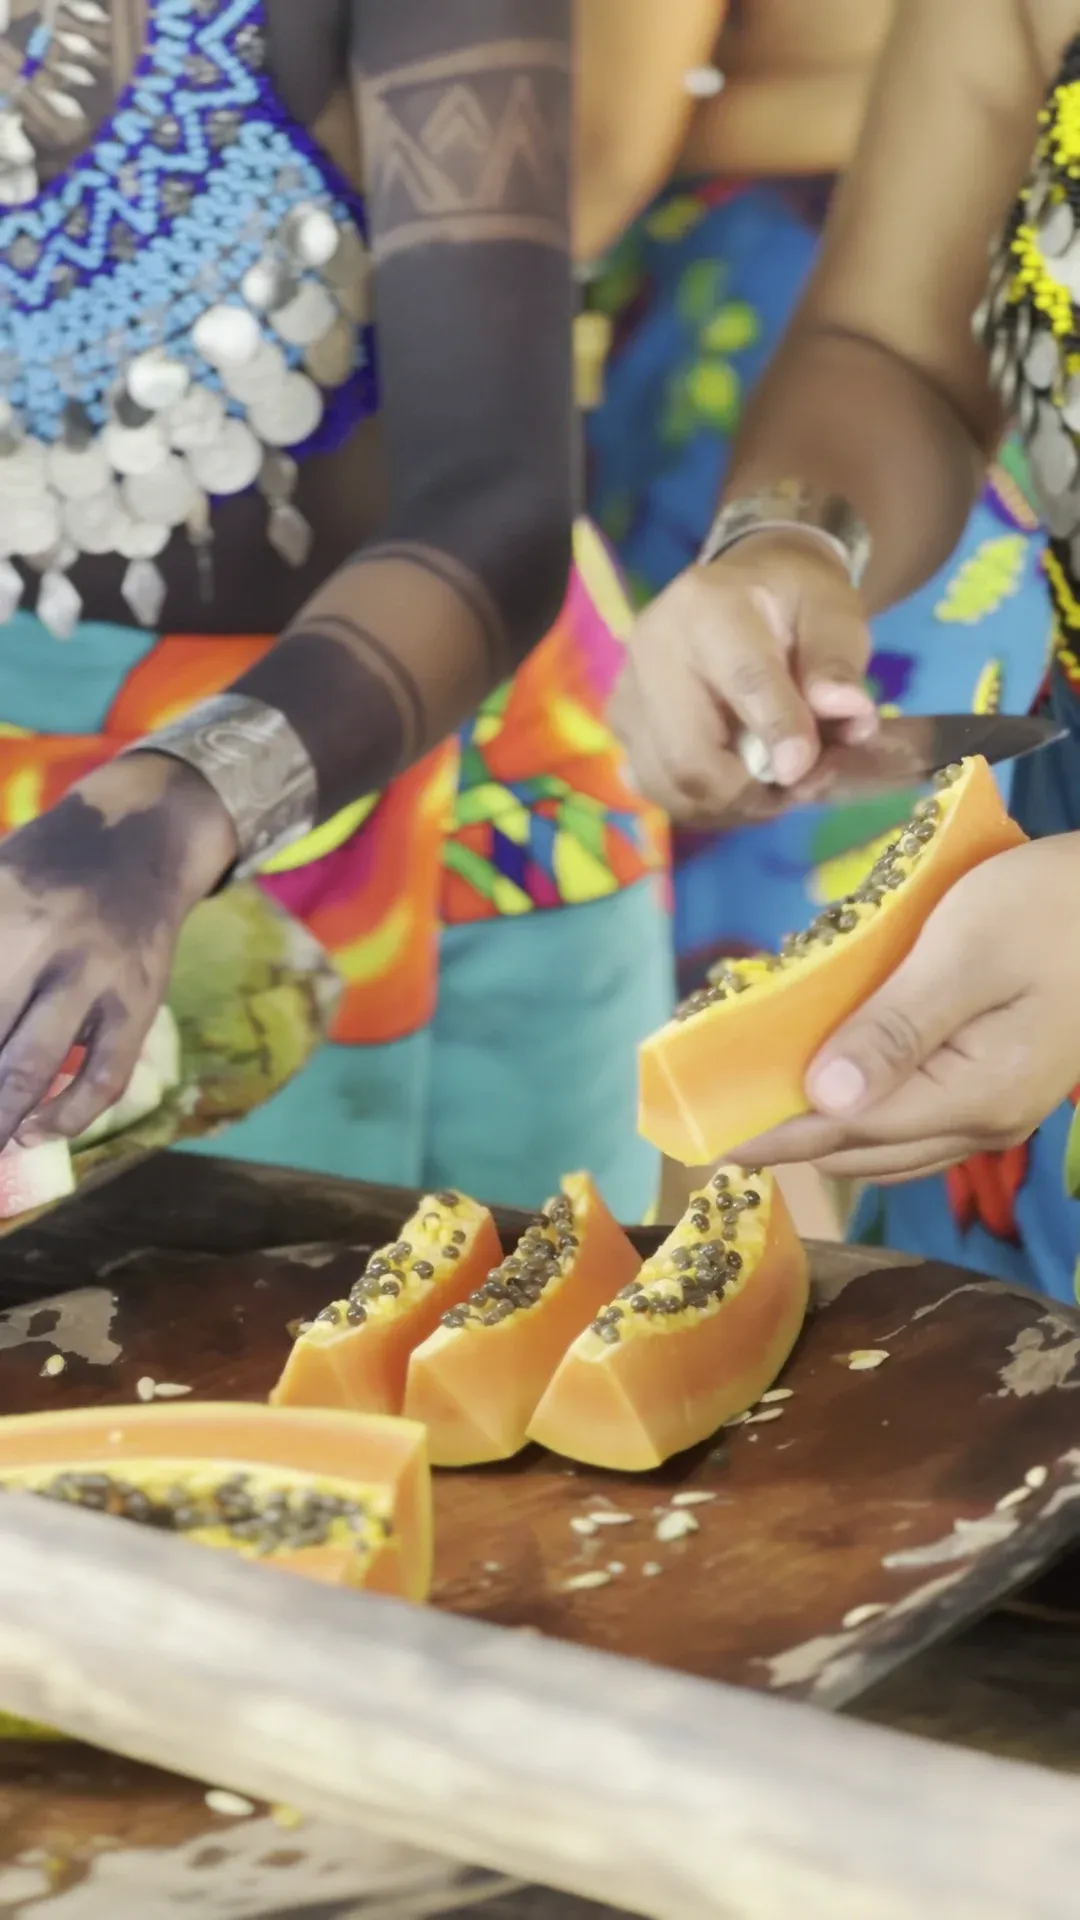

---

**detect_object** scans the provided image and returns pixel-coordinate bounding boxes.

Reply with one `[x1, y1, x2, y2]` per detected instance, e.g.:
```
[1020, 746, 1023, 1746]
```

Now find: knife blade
[729, 713, 1065, 823]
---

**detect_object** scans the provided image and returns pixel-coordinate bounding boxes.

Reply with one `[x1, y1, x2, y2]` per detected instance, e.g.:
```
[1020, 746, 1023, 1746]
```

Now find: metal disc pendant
[242, 255, 298, 314]
[248, 372, 324, 447]
[127, 349, 191, 413]
[63, 484, 126, 555]
[168, 386, 227, 452]
[1018, 381, 1038, 439]
[102, 417, 170, 476]
[47, 438, 112, 501]
[1031, 401, 1079, 500]
[1040, 475, 1080, 540]
[123, 454, 198, 527]
[283, 203, 340, 270]
[270, 281, 338, 348]
[192, 304, 262, 371]
[1055, 238, 1080, 303]
[0, 436, 48, 494]
[222, 340, 287, 406]
[1038, 199, 1075, 260]
[122, 557, 167, 630]
[303, 316, 357, 388]
[2, 496, 61, 557]
[1024, 328, 1059, 393]
[187, 419, 262, 495]
[115, 515, 170, 559]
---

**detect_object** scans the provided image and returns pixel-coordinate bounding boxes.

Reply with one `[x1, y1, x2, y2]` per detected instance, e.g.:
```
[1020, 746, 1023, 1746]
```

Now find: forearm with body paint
[230, 0, 575, 829]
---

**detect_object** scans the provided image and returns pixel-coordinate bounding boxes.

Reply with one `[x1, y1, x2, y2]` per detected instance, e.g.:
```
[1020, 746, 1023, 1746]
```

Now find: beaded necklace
[0, 0, 376, 637]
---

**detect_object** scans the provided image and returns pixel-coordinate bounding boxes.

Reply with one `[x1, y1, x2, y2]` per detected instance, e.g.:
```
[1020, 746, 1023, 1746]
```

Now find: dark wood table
[0, 1153, 1076, 1920]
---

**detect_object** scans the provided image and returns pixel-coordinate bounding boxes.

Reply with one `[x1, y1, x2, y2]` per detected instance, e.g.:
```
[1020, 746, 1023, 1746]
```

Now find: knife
[729, 713, 1065, 823]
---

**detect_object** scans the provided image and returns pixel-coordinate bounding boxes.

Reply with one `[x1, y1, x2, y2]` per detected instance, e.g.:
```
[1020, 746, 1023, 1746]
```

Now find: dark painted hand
[0, 754, 236, 1150]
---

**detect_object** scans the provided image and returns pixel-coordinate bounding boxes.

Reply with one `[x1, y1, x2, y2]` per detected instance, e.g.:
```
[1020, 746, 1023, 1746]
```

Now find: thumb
[805, 920, 975, 1117]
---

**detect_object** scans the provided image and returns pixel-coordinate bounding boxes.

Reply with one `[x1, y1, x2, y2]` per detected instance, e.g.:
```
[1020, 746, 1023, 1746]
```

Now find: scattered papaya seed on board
[745, 1408, 785, 1426]
[570, 1516, 598, 1538]
[655, 1510, 699, 1543]
[845, 1350, 890, 1371]
[759, 1388, 793, 1404]
[843, 1602, 889, 1630]
[724, 1411, 753, 1428]
[587, 1510, 634, 1526]
[135, 1377, 156, 1402]
[1025, 1465, 1049, 1489]
[671, 1491, 716, 1508]
[995, 1485, 1032, 1512]
[562, 1569, 614, 1592]
[40, 1355, 65, 1378]
[642, 1561, 663, 1577]
[607, 1560, 626, 1575]
[152, 1382, 192, 1399]
[205, 1790, 256, 1819]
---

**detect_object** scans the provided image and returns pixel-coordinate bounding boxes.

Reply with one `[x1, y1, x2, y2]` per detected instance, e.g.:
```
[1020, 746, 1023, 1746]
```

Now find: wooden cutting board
[1, 1181, 1079, 1711]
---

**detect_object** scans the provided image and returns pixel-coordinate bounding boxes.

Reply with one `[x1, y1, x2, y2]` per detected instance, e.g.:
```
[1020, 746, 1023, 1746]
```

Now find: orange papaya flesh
[0, 1402, 433, 1601]
[404, 1171, 641, 1466]
[528, 1166, 809, 1471]
[638, 756, 1028, 1166]
[270, 1190, 502, 1417]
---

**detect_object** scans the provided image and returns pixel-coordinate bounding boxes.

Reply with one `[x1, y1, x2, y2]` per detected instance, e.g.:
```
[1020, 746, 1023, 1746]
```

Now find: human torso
[679, 0, 895, 178]
[0, 0, 386, 637]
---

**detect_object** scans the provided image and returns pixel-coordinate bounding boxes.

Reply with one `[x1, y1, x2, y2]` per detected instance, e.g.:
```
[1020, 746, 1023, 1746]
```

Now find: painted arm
[0, 0, 575, 1151]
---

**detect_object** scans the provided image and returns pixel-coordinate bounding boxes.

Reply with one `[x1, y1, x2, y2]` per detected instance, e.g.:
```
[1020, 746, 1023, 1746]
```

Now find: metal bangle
[120, 693, 319, 882]
[698, 481, 871, 589]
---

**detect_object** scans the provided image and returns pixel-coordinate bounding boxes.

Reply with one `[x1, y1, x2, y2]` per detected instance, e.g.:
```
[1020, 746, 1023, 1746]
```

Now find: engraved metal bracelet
[120, 693, 319, 882]
[698, 481, 872, 588]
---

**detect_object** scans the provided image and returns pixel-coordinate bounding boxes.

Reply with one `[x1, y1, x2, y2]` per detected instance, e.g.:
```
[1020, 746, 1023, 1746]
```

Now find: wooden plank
[0, 1494, 1078, 1920]
[2, 1204, 1079, 1711]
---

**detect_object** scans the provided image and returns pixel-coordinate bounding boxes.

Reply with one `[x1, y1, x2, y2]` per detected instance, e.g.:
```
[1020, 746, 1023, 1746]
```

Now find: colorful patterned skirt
[0, 524, 672, 1218]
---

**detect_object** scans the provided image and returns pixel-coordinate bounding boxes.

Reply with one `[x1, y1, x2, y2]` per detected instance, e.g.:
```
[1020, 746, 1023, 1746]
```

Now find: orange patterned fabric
[0, 533, 667, 1047]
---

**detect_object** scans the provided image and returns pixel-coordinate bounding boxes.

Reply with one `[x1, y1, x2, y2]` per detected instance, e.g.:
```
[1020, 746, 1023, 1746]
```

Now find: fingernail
[771, 738, 813, 785]
[809, 1058, 867, 1114]
[808, 680, 873, 717]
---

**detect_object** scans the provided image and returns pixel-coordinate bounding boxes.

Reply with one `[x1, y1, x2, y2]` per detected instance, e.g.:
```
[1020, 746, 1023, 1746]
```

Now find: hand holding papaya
[608, 531, 879, 825]
[729, 835, 1080, 1181]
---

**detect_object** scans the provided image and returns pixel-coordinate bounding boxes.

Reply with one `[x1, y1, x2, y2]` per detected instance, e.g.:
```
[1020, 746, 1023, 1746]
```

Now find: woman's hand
[0, 754, 236, 1152]
[608, 532, 879, 825]
[729, 835, 1080, 1181]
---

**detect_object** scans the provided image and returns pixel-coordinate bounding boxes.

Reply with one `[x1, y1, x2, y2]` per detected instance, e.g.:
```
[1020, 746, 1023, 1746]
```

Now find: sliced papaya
[270, 1190, 502, 1416]
[0, 1402, 433, 1600]
[528, 1166, 808, 1470]
[638, 756, 1027, 1164]
[404, 1171, 640, 1466]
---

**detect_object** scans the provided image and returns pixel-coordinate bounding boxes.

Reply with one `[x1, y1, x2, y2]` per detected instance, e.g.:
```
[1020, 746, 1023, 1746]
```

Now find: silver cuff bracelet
[122, 692, 319, 882]
[698, 480, 871, 589]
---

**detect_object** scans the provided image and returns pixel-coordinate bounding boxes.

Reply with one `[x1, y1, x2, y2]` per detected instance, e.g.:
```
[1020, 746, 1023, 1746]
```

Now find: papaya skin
[404, 1172, 641, 1466]
[638, 757, 1027, 1165]
[528, 1169, 808, 1471]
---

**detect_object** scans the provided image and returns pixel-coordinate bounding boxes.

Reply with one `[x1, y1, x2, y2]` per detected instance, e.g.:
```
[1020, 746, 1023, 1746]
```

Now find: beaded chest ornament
[0, 0, 375, 637]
